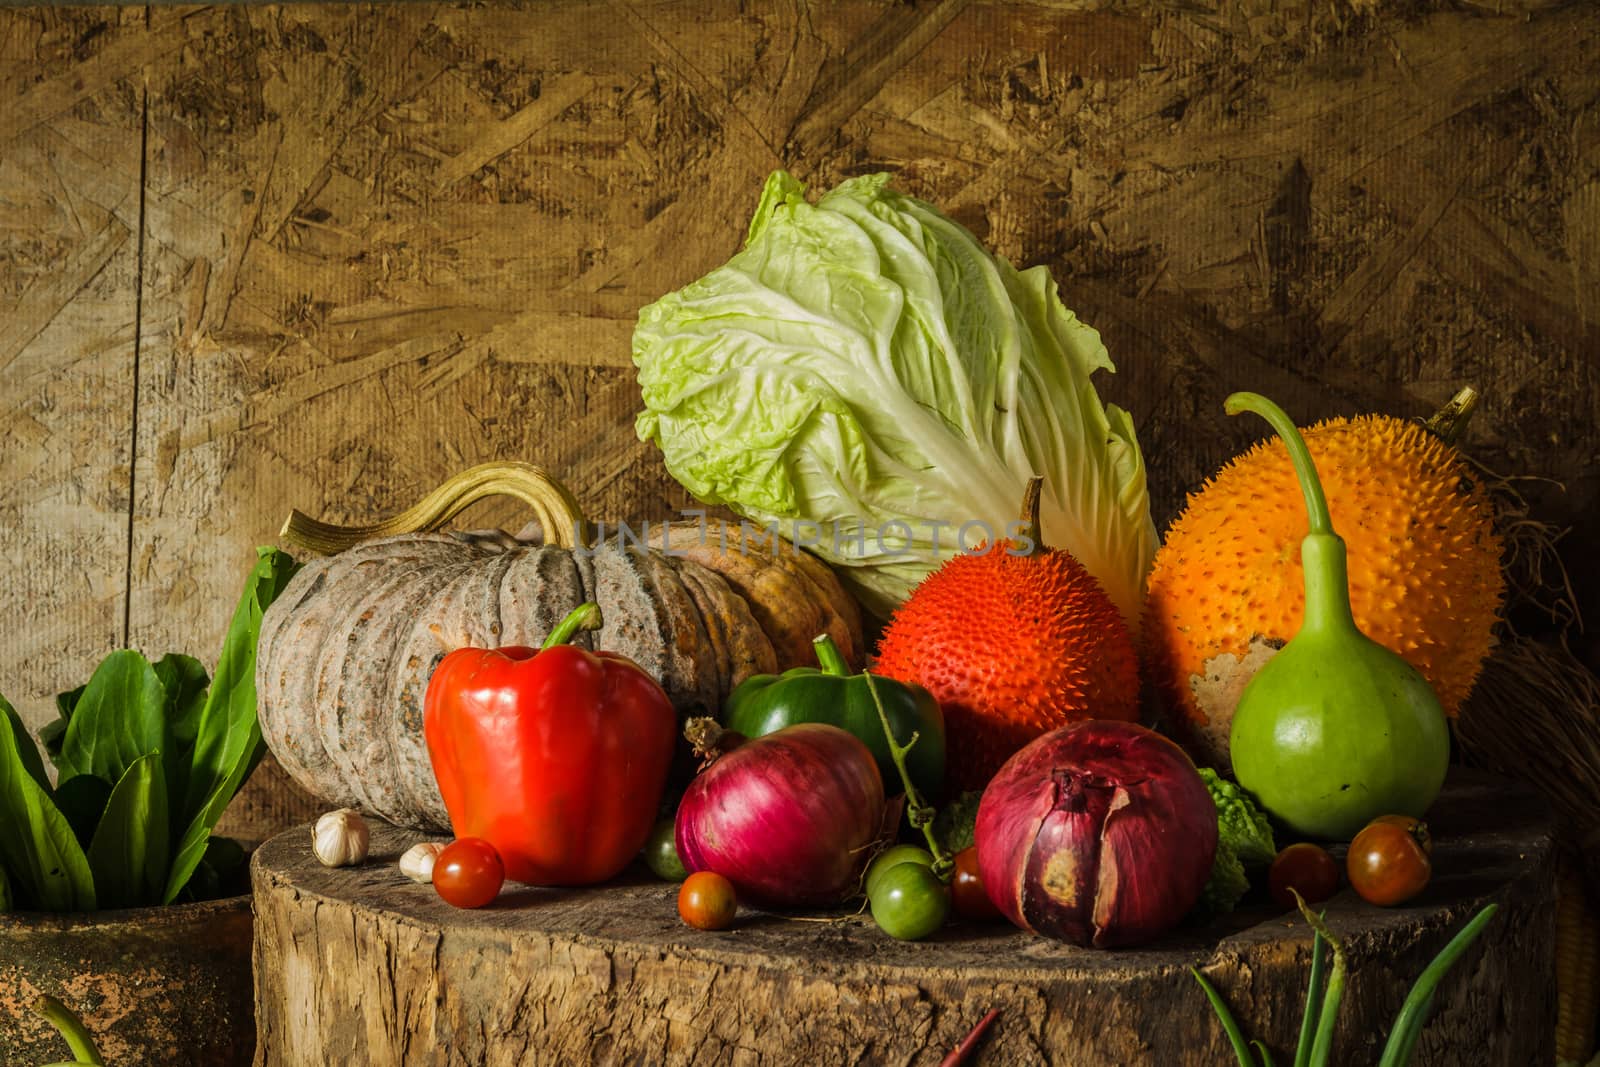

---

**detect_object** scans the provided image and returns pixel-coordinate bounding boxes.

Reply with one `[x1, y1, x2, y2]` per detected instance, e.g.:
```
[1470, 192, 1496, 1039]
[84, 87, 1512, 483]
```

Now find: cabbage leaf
[633, 170, 1156, 623]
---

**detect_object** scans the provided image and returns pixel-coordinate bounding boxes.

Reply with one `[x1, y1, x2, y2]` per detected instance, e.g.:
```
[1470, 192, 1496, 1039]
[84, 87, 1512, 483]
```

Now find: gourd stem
[1300, 536, 1358, 633]
[812, 634, 850, 677]
[541, 602, 602, 650]
[1224, 393, 1334, 537]
[34, 996, 104, 1066]
[1013, 477, 1046, 556]
[280, 461, 592, 555]
[1226, 393, 1356, 634]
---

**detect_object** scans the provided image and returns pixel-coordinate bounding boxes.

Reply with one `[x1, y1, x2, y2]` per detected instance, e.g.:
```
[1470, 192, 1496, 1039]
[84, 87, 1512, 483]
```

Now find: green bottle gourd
[1225, 392, 1450, 841]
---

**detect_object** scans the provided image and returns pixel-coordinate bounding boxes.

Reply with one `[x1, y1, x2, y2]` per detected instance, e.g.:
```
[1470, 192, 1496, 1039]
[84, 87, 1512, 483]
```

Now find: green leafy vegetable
[37, 685, 82, 763]
[1195, 769, 1276, 916]
[155, 653, 210, 750]
[0, 696, 95, 911]
[87, 753, 169, 910]
[52, 774, 112, 849]
[0, 546, 297, 913]
[55, 650, 170, 789]
[632, 169, 1156, 624]
[164, 546, 299, 903]
[152, 652, 209, 836]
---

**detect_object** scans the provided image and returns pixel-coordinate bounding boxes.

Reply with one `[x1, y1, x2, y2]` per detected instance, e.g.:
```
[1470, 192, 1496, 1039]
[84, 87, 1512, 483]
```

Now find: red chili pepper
[423, 602, 678, 886]
[940, 1008, 1000, 1067]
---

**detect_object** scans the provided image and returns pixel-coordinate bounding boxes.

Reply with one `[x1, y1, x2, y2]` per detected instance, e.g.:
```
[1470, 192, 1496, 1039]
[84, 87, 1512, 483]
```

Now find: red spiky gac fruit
[873, 479, 1141, 792]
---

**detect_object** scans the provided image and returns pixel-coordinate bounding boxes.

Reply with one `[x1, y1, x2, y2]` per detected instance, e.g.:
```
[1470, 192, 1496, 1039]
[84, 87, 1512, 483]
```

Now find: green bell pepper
[722, 635, 946, 798]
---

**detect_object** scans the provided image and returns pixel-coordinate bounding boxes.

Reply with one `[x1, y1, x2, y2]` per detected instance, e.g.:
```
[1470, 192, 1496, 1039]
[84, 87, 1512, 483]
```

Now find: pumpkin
[256, 463, 863, 830]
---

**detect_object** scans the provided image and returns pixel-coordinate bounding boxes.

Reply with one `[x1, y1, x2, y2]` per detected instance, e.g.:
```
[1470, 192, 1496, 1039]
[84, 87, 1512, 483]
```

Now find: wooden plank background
[2, 1, 1597, 836]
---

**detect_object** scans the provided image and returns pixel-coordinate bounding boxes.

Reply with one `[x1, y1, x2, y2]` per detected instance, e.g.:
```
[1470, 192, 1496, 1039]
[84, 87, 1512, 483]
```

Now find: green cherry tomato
[865, 845, 934, 899]
[871, 862, 951, 941]
[643, 819, 688, 881]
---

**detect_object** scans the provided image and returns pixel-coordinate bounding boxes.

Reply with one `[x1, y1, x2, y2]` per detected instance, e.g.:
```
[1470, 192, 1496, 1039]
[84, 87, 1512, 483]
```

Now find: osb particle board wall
[3, 2, 1597, 829]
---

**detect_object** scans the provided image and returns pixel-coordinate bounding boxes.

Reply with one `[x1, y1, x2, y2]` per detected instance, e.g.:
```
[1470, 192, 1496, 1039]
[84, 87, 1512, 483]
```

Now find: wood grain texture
[251, 771, 1554, 1066]
[0, 6, 144, 736]
[0, 1, 1597, 834]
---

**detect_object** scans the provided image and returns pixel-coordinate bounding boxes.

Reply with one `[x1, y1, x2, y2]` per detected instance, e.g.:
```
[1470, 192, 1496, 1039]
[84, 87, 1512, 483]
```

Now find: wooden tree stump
[252, 771, 1554, 1066]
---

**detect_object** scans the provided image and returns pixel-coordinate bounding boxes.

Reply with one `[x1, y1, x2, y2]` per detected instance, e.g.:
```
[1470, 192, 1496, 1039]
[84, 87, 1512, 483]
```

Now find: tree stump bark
[252, 770, 1554, 1066]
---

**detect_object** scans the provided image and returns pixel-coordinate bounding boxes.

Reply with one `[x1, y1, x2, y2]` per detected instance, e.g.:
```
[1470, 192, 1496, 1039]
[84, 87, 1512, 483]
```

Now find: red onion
[975, 720, 1216, 948]
[675, 722, 885, 907]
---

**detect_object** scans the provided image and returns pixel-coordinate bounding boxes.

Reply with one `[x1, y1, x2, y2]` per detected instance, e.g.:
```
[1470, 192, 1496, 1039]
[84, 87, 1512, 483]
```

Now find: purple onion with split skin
[976, 720, 1217, 948]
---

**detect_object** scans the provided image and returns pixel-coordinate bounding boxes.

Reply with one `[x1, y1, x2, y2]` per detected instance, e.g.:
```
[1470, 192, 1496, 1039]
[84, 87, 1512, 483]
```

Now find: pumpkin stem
[541, 602, 603, 650]
[279, 461, 592, 555]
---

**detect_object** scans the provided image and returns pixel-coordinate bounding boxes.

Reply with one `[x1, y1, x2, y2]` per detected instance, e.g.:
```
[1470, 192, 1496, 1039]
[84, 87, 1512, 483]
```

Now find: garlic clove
[313, 808, 371, 868]
[399, 842, 447, 884]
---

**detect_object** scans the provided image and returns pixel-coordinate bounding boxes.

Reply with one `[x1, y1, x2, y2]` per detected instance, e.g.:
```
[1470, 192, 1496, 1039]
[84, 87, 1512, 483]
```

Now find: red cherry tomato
[432, 837, 505, 909]
[678, 871, 737, 930]
[1347, 816, 1432, 907]
[1268, 843, 1340, 911]
[951, 846, 1002, 922]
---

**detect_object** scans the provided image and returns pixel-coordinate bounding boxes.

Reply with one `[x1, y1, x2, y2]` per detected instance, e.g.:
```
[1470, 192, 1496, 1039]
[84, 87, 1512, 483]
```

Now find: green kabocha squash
[255, 463, 863, 831]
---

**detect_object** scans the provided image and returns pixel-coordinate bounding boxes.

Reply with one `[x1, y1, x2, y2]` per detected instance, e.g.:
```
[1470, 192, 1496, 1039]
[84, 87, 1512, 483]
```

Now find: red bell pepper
[423, 602, 677, 886]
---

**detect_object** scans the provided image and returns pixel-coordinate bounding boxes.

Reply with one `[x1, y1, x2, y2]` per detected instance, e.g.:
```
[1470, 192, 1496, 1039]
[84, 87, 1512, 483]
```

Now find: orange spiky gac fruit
[872, 479, 1141, 792]
[1144, 411, 1503, 772]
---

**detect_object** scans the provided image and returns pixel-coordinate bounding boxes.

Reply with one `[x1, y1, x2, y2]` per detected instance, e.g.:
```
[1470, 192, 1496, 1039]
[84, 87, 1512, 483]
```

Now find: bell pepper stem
[811, 634, 851, 677]
[542, 602, 603, 650]
[864, 672, 952, 878]
[34, 996, 104, 1066]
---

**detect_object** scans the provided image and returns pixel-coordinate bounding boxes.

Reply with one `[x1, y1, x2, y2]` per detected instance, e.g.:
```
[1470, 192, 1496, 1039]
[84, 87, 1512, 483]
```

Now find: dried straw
[1457, 635, 1600, 865]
